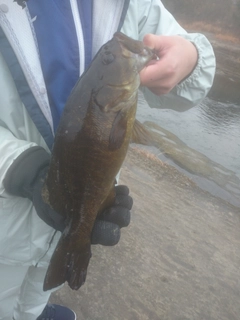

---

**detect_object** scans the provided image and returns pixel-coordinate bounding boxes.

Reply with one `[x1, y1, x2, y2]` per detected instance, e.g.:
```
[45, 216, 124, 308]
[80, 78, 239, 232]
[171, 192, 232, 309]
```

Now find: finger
[140, 63, 178, 94]
[114, 194, 133, 210]
[100, 206, 131, 228]
[143, 34, 167, 53]
[141, 57, 176, 85]
[51, 213, 66, 232]
[145, 80, 175, 95]
[148, 86, 170, 96]
[115, 185, 129, 195]
[143, 33, 154, 49]
[140, 60, 160, 84]
[91, 220, 120, 246]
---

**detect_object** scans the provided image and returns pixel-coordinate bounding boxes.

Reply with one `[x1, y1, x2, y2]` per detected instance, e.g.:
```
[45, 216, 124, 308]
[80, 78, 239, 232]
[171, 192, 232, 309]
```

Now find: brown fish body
[43, 33, 155, 291]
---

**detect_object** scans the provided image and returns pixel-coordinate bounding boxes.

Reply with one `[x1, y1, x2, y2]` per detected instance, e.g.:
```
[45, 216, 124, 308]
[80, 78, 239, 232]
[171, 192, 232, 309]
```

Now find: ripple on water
[136, 93, 240, 207]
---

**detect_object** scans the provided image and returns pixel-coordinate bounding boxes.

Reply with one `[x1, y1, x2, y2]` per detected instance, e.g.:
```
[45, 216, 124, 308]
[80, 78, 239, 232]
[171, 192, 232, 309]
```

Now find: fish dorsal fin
[109, 111, 128, 151]
[131, 119, 156, 146]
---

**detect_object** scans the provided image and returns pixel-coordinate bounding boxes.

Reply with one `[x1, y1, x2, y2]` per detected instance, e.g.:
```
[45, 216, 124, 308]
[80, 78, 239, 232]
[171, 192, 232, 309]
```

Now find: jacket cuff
[3, 146, 50, 198]
[174, 33, 216, 104]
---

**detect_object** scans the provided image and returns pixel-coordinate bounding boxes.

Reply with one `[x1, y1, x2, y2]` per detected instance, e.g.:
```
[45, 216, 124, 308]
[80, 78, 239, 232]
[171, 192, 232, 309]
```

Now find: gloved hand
[4, 146, 132, 245]
[92, 184, 132, 246]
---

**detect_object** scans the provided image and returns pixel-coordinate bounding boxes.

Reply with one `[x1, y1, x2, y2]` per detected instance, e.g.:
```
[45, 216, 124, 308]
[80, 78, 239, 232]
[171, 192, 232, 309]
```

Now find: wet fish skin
[42, 32, 155, 291]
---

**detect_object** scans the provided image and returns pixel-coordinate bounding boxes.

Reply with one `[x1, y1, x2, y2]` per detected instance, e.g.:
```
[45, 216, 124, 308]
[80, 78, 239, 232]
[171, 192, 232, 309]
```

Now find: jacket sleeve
[0, 53, 48, 197]
[129, 0, 216, 111]
[0, 126, 38, 196]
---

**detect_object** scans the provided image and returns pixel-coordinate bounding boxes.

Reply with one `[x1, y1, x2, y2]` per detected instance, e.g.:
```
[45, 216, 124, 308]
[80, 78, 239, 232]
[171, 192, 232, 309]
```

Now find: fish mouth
[114, 32, 156, 60]
[114, 32, 145, 54]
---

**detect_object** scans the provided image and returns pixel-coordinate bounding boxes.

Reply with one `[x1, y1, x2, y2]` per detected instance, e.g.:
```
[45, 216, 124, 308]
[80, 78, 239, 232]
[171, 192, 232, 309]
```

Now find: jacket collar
[0, 1, 53, 132]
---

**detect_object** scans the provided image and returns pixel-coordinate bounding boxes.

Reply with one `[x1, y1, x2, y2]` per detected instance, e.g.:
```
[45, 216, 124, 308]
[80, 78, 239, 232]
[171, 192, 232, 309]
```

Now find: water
[194, 99, 240, 175]
[137, 90, 240, 208]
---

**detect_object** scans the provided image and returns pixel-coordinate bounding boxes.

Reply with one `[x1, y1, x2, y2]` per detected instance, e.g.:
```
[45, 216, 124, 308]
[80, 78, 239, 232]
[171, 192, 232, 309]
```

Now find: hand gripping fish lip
[114, 32, 156, 70]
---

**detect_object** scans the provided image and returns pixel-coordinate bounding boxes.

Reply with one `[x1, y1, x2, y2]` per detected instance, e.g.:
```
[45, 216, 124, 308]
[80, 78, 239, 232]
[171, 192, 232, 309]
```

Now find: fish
[42, 32, 156, 291]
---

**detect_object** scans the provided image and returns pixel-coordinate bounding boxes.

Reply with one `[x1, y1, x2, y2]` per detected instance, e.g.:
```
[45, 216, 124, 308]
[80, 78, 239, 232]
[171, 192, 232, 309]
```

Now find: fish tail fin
[43, 233, 91, 291]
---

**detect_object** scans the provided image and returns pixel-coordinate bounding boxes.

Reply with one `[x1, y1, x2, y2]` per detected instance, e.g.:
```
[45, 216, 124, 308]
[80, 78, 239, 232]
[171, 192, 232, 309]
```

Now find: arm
[0, 50, 42, 197]
[0, 126, 39, 196]
[123, 0, 216, 111]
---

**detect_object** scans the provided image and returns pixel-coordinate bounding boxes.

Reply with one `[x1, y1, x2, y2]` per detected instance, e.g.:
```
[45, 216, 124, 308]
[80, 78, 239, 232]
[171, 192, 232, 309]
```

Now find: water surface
[137, 86, 240, 207]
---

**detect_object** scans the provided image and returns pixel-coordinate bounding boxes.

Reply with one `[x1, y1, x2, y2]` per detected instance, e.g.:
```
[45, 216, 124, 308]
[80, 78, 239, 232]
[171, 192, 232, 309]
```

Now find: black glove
[4, 146, 132, 245]
[3, 146, 65, 230]
[91, 185, 132, 246]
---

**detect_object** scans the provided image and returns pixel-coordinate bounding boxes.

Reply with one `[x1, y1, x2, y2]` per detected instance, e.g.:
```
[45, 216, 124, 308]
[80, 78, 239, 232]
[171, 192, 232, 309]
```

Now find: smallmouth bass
[43, 32, 156, 291]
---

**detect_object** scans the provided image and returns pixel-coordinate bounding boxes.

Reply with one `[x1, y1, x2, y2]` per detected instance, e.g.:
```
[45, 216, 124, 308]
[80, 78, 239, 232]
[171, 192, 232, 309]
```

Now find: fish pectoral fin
[43, 234, 91, 291]
[131, 119, 157, 146]
[108, 111, 128, 151]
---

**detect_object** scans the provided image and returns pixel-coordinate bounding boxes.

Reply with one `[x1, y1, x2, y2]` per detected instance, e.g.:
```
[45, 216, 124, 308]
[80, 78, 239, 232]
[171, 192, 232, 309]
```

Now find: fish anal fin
[131, 119, 156, 146]
[109, 111, 127, 151]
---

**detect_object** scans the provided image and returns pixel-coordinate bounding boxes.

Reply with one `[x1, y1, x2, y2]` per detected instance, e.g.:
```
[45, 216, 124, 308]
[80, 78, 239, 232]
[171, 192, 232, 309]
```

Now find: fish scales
[42, 32, 155, 291]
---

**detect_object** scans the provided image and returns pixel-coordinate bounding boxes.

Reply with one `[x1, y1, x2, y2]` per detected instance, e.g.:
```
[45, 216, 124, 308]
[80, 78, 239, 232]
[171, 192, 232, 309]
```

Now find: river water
[137, 83, 240, 208]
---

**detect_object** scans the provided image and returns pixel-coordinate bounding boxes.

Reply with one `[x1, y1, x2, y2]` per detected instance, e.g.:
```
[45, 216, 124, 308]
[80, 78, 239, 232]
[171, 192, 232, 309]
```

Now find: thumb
[143, 34, 167, 56]
[91, 220, 121, 246]
[143, 33, 157, 49]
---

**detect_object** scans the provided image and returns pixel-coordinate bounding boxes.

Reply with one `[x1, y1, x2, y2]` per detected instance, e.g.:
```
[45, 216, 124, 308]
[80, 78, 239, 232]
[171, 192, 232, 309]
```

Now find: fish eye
[102, 52, 115, 65]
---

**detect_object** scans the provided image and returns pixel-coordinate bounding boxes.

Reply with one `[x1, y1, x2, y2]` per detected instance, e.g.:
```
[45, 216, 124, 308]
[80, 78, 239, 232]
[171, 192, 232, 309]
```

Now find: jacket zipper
[70, 0, 85, 76]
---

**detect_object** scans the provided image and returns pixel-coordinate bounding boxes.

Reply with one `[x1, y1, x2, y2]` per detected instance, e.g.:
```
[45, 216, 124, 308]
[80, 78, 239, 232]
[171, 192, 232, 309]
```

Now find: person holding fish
[0, 0, 216, 319]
